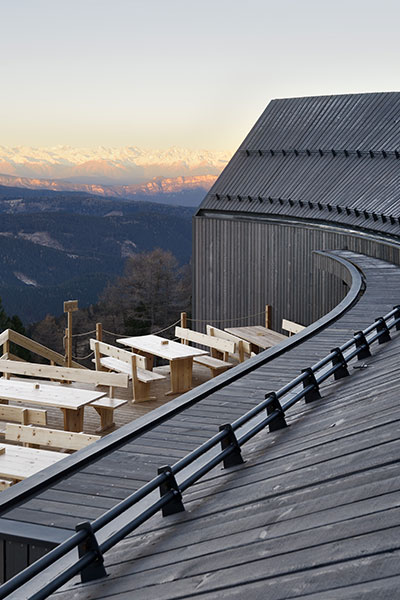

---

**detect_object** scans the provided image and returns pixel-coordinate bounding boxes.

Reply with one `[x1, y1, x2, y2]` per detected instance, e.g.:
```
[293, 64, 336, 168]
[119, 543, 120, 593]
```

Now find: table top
[0, 443, 66, 481]
[224, 326, 287, 349]
[117, 334, 208, 361]
[0, 379, 106, 410]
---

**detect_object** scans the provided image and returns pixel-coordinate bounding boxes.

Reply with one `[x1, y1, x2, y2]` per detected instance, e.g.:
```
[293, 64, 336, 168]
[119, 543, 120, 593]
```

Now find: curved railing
[0, 251, 365, 519]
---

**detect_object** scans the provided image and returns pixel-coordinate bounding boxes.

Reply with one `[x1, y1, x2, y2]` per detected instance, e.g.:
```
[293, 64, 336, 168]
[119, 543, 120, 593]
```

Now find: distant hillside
[0, 174, 210, 207]
[0, 185, 194, 323]
[0, 184, 202, 213]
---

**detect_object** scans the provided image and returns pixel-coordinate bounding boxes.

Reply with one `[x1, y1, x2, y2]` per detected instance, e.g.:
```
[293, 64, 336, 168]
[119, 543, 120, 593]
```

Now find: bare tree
[28, 249, 192, 360]
[99, 248, 191, 335]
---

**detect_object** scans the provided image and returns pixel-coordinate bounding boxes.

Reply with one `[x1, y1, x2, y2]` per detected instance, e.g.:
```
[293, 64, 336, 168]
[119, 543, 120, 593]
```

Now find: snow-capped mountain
[0, 145, 231, 184]
[0, 172, 218, 202]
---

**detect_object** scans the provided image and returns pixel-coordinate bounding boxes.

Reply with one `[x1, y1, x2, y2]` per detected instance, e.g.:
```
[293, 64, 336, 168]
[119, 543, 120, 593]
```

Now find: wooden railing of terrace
[0, 329, 84, 375]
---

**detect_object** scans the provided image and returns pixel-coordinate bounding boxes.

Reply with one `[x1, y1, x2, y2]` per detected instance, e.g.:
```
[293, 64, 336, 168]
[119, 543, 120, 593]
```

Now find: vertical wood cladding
[193, 216, 400, 332]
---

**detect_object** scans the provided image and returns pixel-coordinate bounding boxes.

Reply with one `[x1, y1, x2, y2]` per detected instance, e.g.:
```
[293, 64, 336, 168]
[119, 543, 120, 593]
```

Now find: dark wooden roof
[3, 251, 399, 598]
[197, 93, 400, 238]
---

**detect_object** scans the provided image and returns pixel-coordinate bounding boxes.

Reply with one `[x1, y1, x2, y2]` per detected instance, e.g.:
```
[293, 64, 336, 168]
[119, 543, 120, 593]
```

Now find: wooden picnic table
[0, 443, 66, 482]
[0, 379, 107, 432]
[224, 326, 287, 352]
[117, 334, 208, 395]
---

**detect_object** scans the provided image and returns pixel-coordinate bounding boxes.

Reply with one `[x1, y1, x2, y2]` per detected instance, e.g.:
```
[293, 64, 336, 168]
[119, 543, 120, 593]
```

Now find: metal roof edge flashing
[0, 252, 365, 517]
[194, 210, 400, 249]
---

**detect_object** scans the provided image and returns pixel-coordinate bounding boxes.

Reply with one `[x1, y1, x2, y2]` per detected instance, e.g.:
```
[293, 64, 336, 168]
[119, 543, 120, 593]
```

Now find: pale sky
[1, 0, 399, 151]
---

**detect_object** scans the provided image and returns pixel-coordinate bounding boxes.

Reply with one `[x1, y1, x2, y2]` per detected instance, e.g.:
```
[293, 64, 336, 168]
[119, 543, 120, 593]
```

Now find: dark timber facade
[194, 92, 400, 329]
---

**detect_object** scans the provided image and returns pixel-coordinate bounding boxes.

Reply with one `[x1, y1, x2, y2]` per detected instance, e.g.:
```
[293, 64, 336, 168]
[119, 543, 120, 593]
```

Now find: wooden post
[265, 304, 271, 329]
[208, 326, 219, 359]
[180, 312, 188, 345]
[67, 313, 72, 368]
[3, 338, 10, 380]
[64, 300, 79, 369]
[96, 322, 103, 342]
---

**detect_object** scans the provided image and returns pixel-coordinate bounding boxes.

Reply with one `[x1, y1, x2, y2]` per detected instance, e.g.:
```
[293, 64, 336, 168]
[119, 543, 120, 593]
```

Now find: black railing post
[219, 423, 244, 468]
[392, 305, 400, 331]
[354, 331, 371, 359]
[301, 368, 321, 403]
[331, 348, 350, 380]
[375, 317, 391, 344]
[265, 392, 287, 431]
[75, 521, 107, 583]
[157, 466, 185, 516]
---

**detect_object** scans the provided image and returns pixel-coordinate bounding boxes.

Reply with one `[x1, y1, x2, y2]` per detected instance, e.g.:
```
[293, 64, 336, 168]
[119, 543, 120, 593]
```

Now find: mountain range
[0, 172, 216, 206]
[0, 145, 230, 183]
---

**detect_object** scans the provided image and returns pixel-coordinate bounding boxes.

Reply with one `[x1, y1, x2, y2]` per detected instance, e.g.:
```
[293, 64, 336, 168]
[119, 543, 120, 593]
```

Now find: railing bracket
[75, 521, 107, 583]
[219, 423, 244, 468]
[157, 466, 185, 516]
[301, 368, 321, 403]
[354, 331, 371, 359]
[331, 348, 350, 380]
[393, 305, 400, 331]
[375, 317, 391, 344]
[265, 392, 287, 431]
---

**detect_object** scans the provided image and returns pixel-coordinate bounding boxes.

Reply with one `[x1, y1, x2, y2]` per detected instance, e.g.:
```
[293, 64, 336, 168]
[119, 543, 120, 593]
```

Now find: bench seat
[99, 357, 165, 383]
[89, 397, 128, 433]
[175, 327, 236, 379]
[194, 355, 234, 377]
[0, 478, 14, 490]
[91, 340, 166, 403]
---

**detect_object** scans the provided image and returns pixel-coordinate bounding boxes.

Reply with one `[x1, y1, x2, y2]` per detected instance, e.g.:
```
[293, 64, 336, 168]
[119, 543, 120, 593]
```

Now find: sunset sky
[1, 0, 399, 152]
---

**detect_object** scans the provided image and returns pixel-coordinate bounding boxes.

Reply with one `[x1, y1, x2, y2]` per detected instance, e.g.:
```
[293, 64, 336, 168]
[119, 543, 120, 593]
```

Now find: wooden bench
[175, 327, 236, 377]
[89, 397, 127, 433]
[0, 443, 66, 481]
[90, 340, 166, 403]
[5, 423, 100, 451]
[282, 319, 306, 336]
[0, 359, 130, 432]
[206, 325, 251, 363]
[0, 478, 13, 490]
[0, 410, 39, 488]
[0, 404, 47, 435]
[0, 359, 129, 397]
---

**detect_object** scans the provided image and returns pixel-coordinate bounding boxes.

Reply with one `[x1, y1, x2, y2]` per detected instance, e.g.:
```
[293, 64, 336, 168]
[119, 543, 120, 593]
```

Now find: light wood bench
[282, 319, 306, 336]
[0, 404, 47, 435]
[0, 359, 129, 397]
[0, 478, 13, 490]
[89, 397, 128, 433]
[175, 327, 236, 377]
[0, 359, 130, 432]
[0, 443, 66, 481]
[90, 340, 166, 403]
[206, 325, 251, 363]
[5, 423, 100, 451]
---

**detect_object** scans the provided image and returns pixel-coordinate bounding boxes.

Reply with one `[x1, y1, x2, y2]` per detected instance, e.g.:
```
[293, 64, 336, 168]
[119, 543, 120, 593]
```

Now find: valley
[0, 185, 195, 323]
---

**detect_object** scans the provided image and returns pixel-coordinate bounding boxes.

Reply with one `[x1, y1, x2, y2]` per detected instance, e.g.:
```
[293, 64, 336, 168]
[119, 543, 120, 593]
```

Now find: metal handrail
[1, 305, 399, 600]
